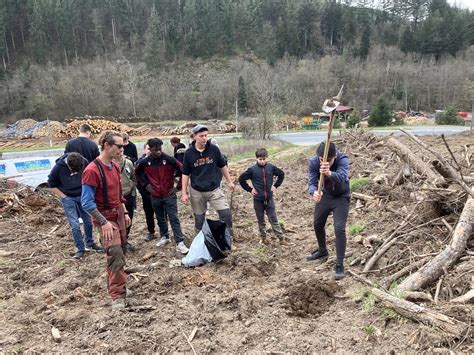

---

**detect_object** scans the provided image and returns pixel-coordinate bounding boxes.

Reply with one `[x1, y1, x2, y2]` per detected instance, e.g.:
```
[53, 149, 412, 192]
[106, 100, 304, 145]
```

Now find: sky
[448, 0, 474, 10]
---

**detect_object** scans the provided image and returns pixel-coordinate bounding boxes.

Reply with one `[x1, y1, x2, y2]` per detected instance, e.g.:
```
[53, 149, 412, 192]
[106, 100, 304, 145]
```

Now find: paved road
[274, 126, 471, 145]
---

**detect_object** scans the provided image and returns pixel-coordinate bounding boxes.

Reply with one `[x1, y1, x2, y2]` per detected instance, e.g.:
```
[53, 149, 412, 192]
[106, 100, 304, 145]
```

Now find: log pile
[57, 119, 149, 138]
[339, 129, 473, 340]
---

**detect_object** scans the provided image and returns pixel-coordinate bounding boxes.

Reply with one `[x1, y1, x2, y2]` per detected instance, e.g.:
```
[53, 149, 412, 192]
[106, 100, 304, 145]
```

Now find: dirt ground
[0, 132, 472, 352]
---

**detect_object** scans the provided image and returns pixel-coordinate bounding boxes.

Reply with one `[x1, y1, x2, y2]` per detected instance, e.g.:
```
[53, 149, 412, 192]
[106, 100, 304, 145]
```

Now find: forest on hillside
[0, 0, 473, 121]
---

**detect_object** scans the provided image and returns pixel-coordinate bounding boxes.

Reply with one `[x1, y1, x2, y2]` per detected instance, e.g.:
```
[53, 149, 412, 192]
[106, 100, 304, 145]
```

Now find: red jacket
[135, 154, 182, 198]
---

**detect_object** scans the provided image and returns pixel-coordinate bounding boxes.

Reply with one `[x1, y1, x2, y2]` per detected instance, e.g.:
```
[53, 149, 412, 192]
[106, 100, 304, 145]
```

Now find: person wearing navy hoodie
[48, 152, 103, 258]
[239, 148, 287, 245]
[307, 142, 350, 280]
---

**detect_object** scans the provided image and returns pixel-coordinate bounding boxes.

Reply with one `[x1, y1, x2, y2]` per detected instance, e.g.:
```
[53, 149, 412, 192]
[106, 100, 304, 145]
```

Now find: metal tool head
[322, 85, 344, 114]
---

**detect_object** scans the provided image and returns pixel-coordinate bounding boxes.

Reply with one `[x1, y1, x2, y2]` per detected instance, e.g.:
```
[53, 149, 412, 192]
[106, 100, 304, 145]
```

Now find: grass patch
[349, 222, 365, 235]
[350, 177, 370, 192]
[362, 324, 375, 336]
[0, 257, 13, 265]
[0, 144, 66, 153]
[362, 290, 378, 312]
[223, 138, 293, 162]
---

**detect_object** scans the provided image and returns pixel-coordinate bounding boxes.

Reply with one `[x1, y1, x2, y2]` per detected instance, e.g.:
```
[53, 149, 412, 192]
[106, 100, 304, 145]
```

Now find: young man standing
[136, 143, 156, 241]
[238, 148, 286, 245]
[122, 133, 138, 163]
[48, 152, 103, 258]
[307, 142, 350, 280]
[65, 123, 100, 163]
[136, 138, 189, 254]
[81, 131, 132, 310]
[181, 125, 235, 236]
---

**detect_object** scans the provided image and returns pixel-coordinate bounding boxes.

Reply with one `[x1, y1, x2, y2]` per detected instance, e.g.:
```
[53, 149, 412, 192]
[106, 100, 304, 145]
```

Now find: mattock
[317, 85, 344, 200]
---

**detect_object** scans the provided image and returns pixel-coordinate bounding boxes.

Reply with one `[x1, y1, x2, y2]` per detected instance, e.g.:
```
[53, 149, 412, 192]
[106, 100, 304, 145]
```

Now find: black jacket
[64, 136, 99, 163]
[48, 153, 88, 197]
[124, 141, 138, 163]
[239, 162, 284, 201]
[182, 141, 226, 192]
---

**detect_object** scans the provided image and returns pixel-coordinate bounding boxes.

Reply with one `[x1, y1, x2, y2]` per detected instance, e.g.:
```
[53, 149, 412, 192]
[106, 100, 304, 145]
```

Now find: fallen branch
[451, 289, 474, 304]
[352, 192, 375, 201]
[397, 196, 474, 293]
[371, 288, 468, 337]
[385, 137, 444, 186]
[380, 257, 429, 288]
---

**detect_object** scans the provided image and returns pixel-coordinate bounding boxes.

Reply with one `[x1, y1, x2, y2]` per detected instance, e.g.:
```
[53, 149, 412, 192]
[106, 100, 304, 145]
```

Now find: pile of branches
[0, 181, 53, 217]
[337, 129, 473, 340]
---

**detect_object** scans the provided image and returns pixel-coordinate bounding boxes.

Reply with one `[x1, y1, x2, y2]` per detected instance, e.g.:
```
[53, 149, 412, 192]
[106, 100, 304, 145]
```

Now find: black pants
[313, 194, 350, 265]
[124, 194, 136, 238]
[151, 195, 184, 243]
[253, 198, 283, 240]
[140, 192, 155, 234]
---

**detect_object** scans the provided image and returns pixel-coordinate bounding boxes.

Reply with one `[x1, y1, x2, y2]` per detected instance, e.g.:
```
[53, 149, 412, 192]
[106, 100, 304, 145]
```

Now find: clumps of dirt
[284, 278, 340, 318]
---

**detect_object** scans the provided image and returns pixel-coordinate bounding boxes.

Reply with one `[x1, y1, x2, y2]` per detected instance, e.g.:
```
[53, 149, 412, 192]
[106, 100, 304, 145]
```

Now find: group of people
[48, 123, 351, 310]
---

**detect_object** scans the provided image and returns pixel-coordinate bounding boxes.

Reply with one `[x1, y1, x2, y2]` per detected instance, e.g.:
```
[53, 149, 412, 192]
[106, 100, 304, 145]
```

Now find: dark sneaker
[126, 242, 136, 253]
[306, 249, 328, 261]
[334, 264, 345, 280]
[74, 251, 85, 259]
[86, 243, 104, 253]
[259, 237, 267, 245]
[145, 233, 156, 242]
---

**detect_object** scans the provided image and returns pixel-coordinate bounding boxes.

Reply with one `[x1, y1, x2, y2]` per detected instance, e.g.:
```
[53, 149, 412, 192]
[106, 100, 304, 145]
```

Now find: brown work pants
[95, 206, 127, 301]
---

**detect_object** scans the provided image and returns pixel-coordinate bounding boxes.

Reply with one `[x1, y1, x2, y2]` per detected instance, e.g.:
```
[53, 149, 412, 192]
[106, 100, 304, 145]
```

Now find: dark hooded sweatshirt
[239, 162, 284, 201]
[308, 149, 350, 197]
[48, 153, 88, 197]
[182, 141, 226, 192]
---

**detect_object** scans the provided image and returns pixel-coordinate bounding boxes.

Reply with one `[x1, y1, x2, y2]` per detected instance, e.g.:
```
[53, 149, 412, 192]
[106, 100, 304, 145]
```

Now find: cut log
[371, 288, 468, 336]
[397, 196, 474, 293]
[385, 137, 444, 186]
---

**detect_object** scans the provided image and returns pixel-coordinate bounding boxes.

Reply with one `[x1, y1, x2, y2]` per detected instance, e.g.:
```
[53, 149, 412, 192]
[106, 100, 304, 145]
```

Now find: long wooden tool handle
[317, 110, 336, 196]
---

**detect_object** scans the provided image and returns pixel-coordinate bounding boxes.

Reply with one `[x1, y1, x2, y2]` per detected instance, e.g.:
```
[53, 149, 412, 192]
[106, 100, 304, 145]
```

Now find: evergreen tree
[238, 75, 248, 114]
[359, 26, 371, 59]
[369, 96, 392, 127]
[144, 8, 165, 70]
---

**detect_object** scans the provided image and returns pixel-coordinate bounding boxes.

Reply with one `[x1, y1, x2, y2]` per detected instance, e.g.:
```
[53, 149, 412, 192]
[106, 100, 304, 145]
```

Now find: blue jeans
[151, 195, 184, 243]
[61, 195, 94, 252]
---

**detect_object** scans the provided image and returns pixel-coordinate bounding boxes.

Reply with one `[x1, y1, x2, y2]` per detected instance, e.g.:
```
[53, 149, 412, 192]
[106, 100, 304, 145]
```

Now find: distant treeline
[0, 0, 473, 121]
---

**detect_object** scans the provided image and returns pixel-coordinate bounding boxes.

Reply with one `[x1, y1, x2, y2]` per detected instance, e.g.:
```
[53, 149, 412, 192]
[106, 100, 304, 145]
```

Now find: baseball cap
[191, 124, 208, 134]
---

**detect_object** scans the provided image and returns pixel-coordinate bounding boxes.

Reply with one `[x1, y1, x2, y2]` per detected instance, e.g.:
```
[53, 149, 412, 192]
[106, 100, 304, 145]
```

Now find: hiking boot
[111, 298, 126, 311]
[74, 251, 85, 259]
[176, 241, 189, 255]
[85, 243, 104, 253]
[334, 264, 345, 280]
[306, 249, 328, 261]
[145, 233, 156, 242]
[156, 237, 170, 247]
[126, 242, 136, 253]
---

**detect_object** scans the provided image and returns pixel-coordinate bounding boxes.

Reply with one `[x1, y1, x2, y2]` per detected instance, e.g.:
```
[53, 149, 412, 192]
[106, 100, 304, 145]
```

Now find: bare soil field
[0, 131, 472, 352]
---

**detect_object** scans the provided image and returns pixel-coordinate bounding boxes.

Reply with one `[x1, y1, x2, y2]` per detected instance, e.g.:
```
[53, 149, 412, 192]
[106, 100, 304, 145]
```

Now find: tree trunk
[397, 196, 474, 292]
[372, 288, 468, 337]
[385, 137, 444, 186]
[10, 30, 16, 50]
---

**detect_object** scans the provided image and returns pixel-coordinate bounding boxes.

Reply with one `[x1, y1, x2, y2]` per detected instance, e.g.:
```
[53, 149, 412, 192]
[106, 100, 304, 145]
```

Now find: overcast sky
[447, 0, 474, 10]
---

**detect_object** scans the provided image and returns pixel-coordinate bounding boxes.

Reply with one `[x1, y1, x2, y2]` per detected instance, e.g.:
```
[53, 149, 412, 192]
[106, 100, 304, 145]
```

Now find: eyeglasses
[112, 143, 125, 149]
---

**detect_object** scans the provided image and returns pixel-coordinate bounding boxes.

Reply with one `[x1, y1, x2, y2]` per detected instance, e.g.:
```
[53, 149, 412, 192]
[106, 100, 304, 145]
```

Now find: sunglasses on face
[112, 143, 125, 149]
